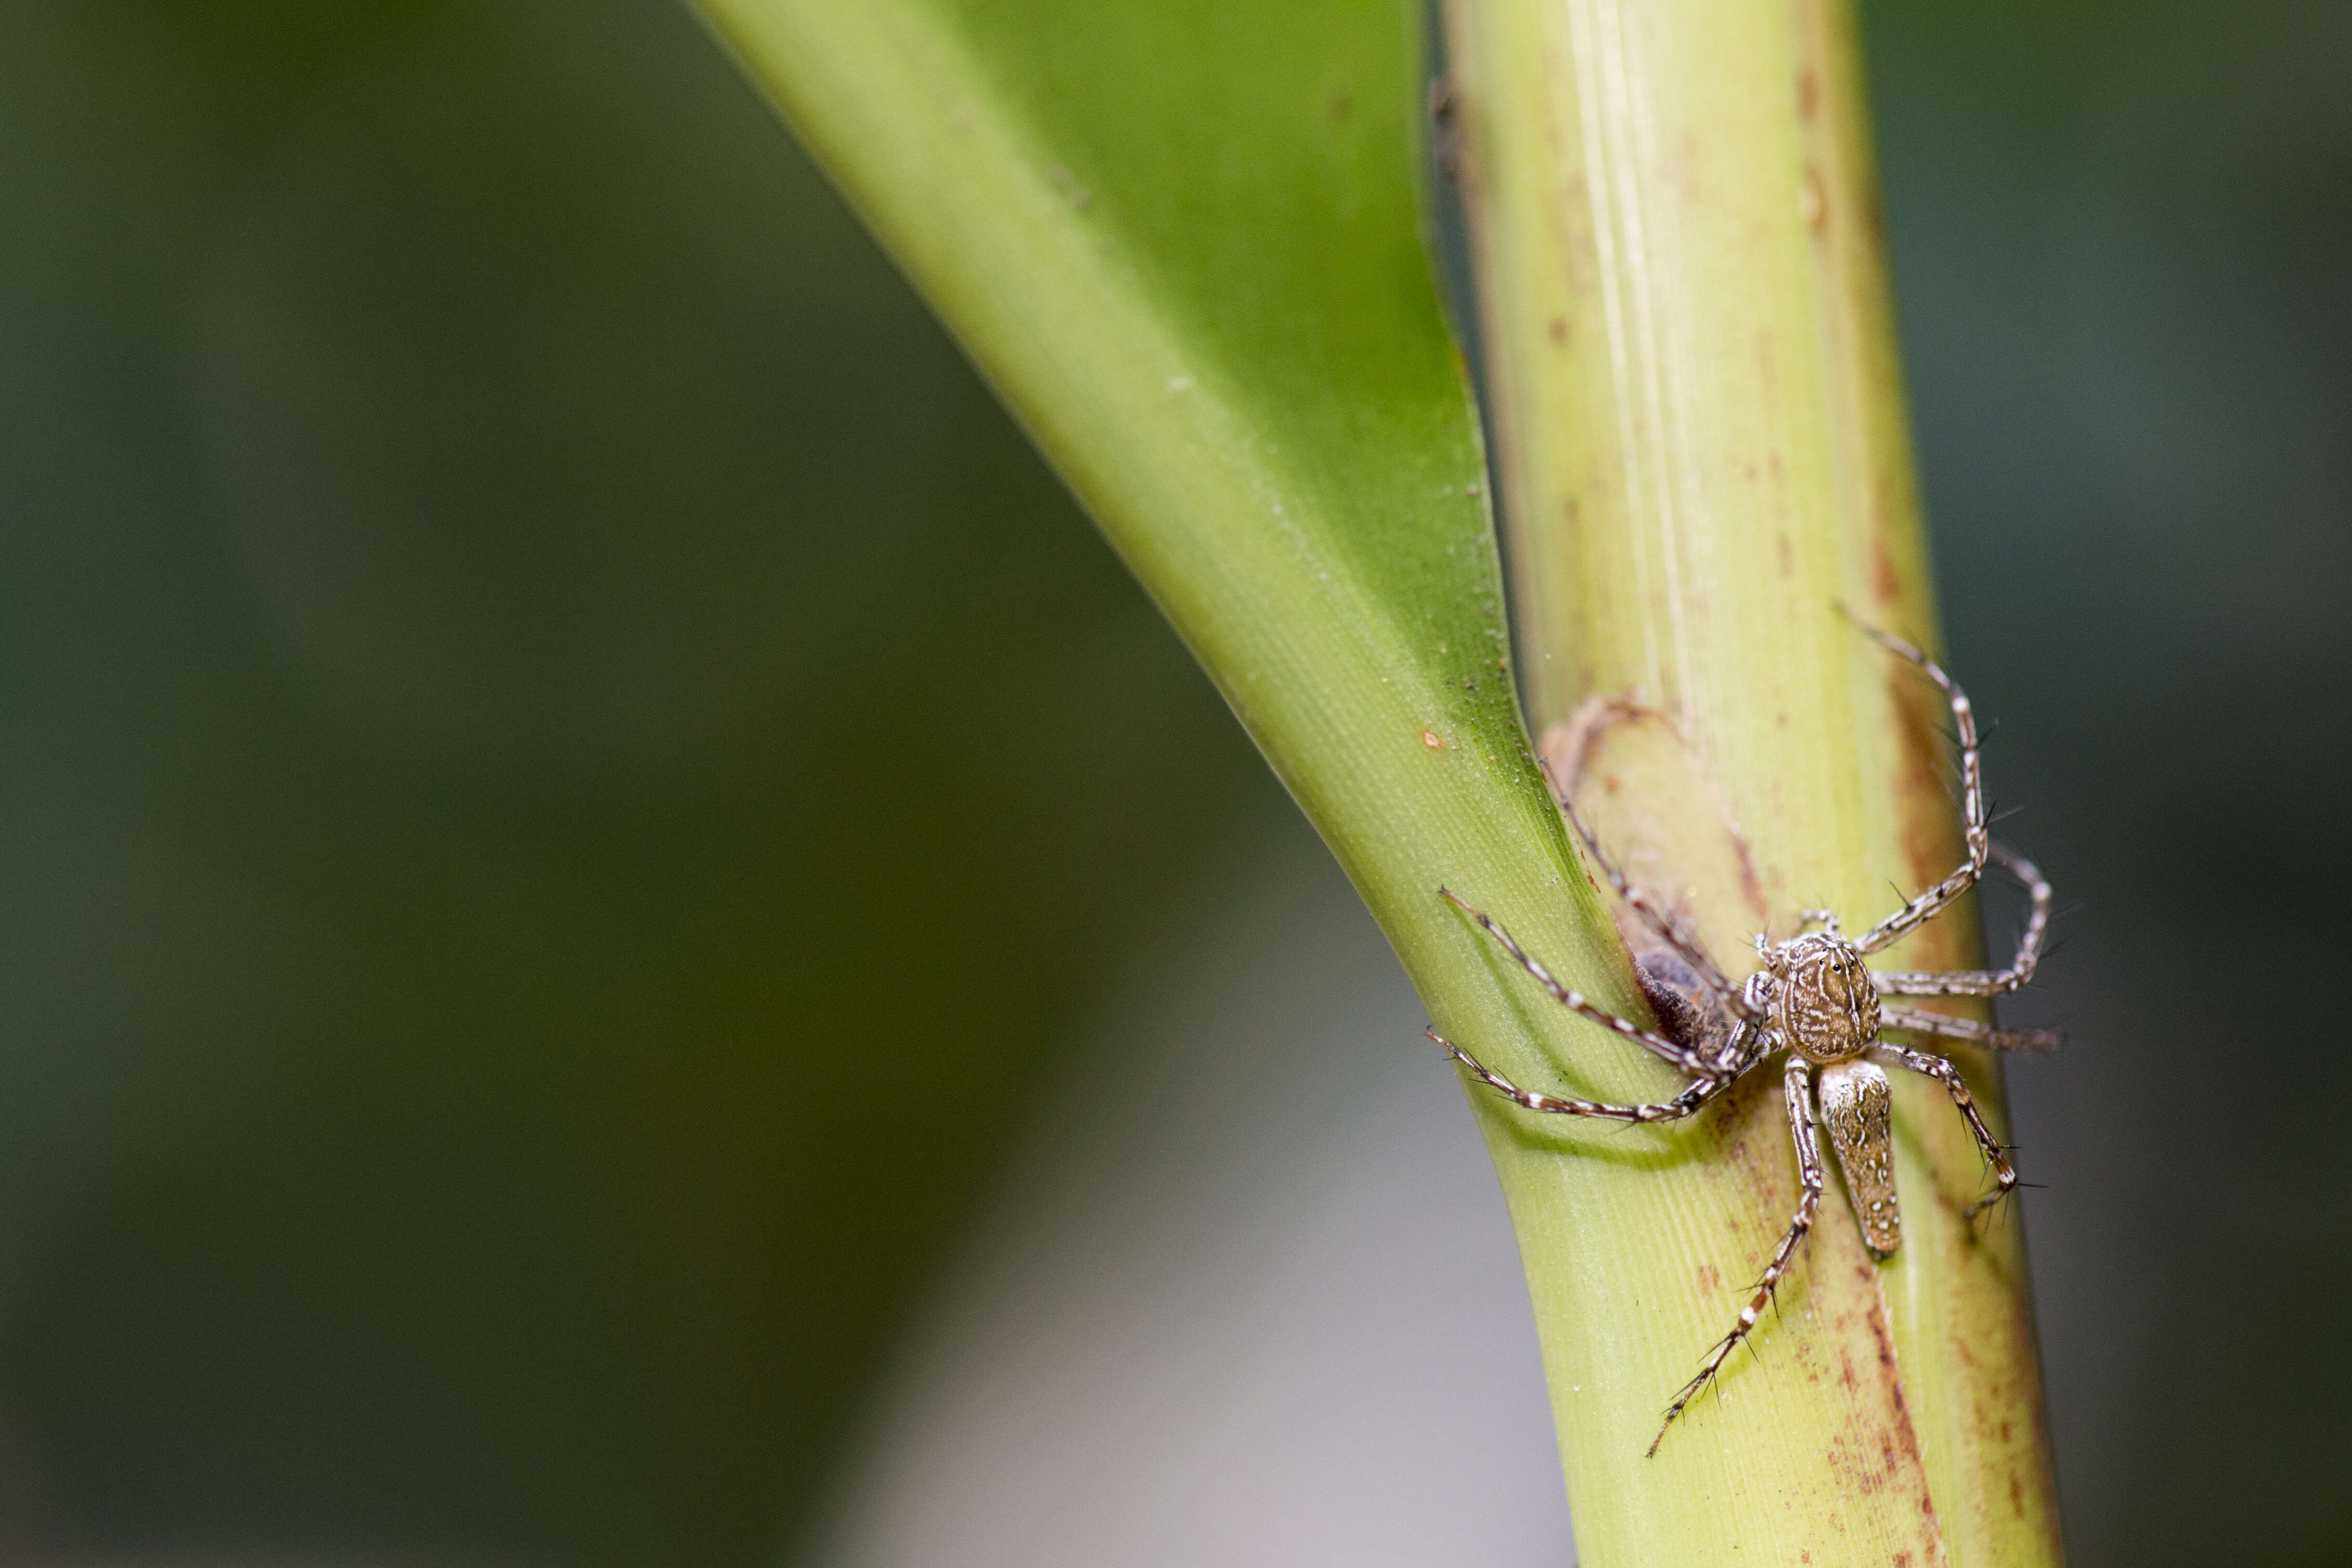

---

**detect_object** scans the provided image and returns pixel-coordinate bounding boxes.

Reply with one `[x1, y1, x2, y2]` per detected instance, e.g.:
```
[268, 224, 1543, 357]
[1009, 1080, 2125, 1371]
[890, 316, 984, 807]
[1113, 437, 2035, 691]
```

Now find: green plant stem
[1444, 0, 2062, 1560]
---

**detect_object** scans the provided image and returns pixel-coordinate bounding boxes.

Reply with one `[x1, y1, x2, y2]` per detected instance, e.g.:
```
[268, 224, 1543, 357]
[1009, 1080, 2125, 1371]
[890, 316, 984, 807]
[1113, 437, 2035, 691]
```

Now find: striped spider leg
[1538, 750, 1765, 1056]
[1434, 623, 2063, 1454]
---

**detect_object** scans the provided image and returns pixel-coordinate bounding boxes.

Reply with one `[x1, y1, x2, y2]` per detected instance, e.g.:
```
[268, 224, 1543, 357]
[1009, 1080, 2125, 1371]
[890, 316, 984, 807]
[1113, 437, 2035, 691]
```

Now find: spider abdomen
[1819, 1059, 1901, 1256]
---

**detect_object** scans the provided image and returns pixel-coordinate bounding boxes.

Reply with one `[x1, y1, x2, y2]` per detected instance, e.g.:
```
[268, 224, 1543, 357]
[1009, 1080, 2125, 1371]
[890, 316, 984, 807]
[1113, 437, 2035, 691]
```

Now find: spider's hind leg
[1649, 1057, 1823, 1456]
[1881, 1002, 2062, 1053]
[1873, 1043, 2018, 1220]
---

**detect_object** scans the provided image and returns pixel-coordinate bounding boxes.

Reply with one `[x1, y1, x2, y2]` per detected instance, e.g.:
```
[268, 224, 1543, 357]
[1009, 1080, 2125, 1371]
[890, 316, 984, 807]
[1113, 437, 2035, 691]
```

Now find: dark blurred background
[0, 1, 2343, 1564]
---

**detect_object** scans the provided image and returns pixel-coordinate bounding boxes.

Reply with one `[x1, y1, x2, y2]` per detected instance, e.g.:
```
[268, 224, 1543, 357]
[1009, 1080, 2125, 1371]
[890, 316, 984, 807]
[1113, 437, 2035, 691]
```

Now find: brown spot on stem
[1871, 527, 1904, 604]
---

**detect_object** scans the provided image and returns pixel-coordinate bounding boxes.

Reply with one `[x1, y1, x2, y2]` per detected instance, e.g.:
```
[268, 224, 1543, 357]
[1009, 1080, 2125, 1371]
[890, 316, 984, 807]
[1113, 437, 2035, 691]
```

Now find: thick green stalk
[1445, 0, 2062, 1561]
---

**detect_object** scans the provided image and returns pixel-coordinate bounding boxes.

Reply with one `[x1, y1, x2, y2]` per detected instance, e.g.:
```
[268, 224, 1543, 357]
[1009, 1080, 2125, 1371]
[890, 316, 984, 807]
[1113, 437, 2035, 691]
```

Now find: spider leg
[1539, 756, 1763, 1023]
[1881, 1002, 2061, 1053]
[1848, 623, 1988, 956]
[1872, 1044, 2017, 1219]
[1711, 1013, 1769, 1076]
[1791, 909, 1842, 937]
[1426, 1029, 1744, 1122]
[1441, 888, 1726, 1078]
[1874, 844, 2053, 996]
[1649, 1057, 1821, 1456]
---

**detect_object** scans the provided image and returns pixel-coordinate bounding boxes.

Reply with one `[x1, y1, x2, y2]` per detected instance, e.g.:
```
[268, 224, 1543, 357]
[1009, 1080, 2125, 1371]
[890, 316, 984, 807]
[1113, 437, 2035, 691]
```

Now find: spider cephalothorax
[1428, 624, 2061, 1455]
[1761, 930, 1883, 1064]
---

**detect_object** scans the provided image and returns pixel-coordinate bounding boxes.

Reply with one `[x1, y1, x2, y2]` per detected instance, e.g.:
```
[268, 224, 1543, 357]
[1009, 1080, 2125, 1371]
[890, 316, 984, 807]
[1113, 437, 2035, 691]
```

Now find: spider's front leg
[1850, 624, 1989, 956]
[1540, 757, 1763, 1027]
[1440, 888, 1727, 1079]
[1875, 844, 2054, 997]
[1649, 1056, 1823, 1455]
[1425, 1029, 1740, 1123]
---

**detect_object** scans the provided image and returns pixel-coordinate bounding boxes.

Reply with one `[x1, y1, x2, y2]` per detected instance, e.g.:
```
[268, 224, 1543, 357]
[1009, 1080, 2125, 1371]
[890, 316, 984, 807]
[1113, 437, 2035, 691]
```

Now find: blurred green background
[0, 1, 2345, 1564]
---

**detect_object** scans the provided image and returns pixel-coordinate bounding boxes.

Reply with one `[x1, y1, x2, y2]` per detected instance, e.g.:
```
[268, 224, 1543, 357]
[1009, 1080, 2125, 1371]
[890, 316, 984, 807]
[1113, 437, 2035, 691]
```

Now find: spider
[1427, 625, 2059, 1456]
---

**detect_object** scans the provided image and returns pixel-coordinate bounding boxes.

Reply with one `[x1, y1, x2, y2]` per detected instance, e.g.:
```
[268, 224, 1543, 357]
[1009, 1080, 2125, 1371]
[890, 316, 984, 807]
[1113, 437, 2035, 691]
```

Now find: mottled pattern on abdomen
[1818, 1059, 1901, 1256]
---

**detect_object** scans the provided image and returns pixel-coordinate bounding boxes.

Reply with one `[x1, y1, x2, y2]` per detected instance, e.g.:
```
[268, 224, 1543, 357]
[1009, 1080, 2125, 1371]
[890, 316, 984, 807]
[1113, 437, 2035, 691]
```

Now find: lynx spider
[1427, 625, 2059, 1455]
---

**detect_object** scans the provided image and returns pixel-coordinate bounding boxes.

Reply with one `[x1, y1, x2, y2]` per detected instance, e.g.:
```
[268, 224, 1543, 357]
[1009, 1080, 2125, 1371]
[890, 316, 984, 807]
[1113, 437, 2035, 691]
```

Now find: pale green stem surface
[691, 0, 2061, 1563]
[1446, 0, 2063, 1561]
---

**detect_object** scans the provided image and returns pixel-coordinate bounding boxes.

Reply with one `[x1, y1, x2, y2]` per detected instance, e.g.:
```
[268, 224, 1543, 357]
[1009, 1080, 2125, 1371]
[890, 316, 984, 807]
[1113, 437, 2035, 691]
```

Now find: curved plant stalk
[689, 0, 1581, 981]
[1445, 0, 2062, 1560]
[691, 0, 2060, 1561]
